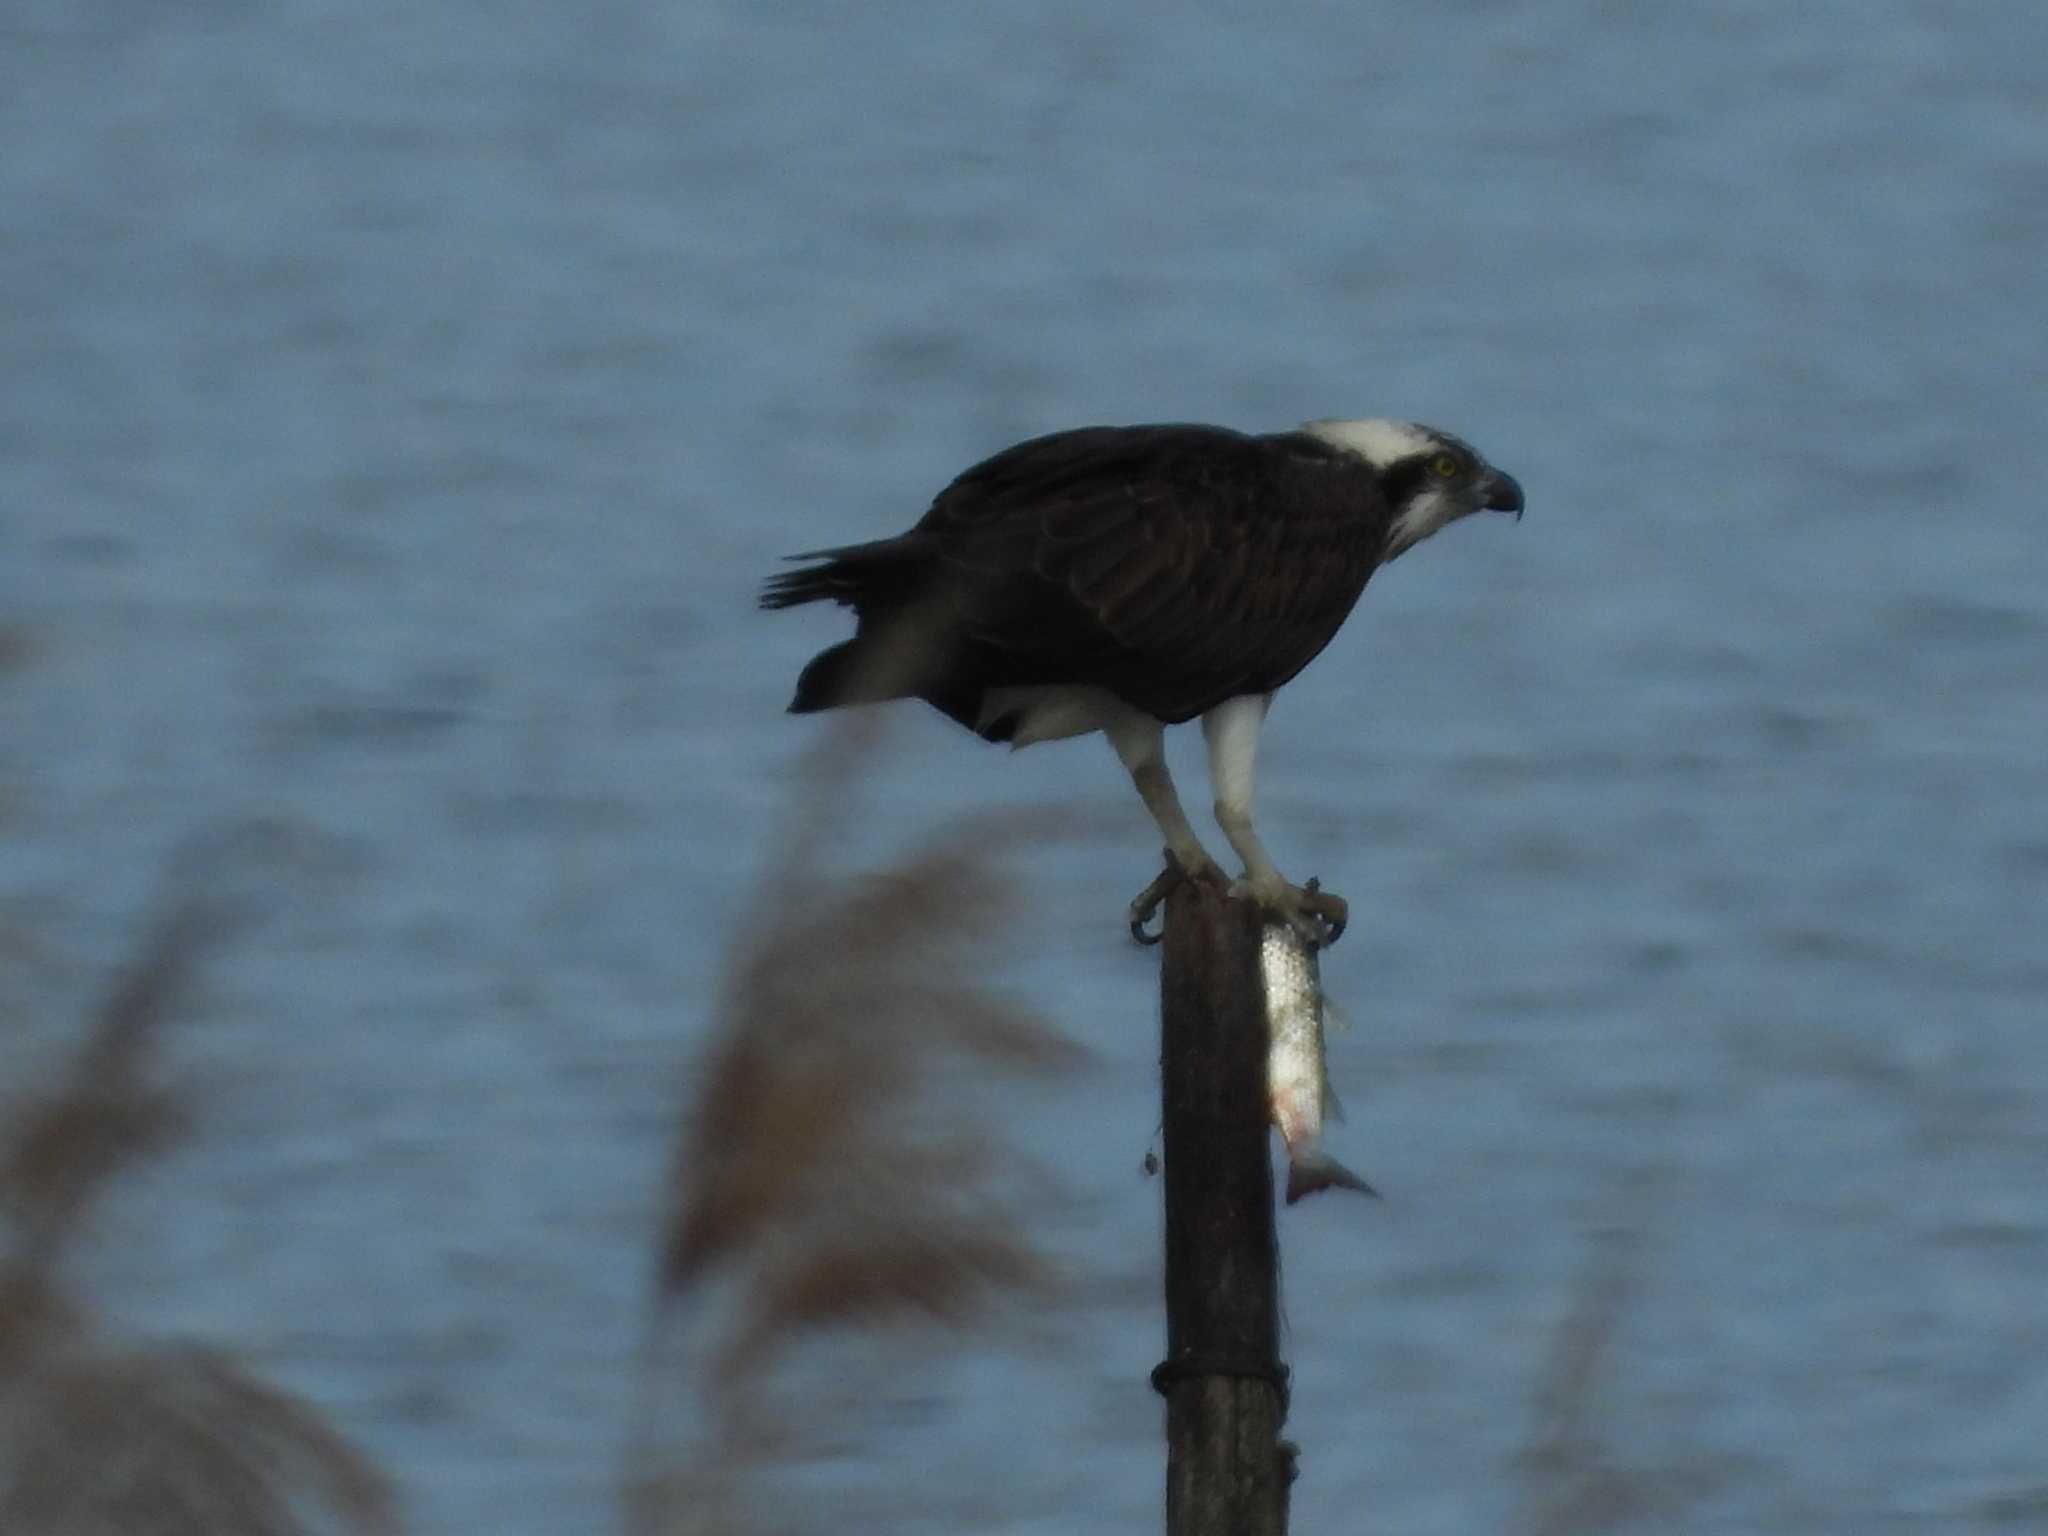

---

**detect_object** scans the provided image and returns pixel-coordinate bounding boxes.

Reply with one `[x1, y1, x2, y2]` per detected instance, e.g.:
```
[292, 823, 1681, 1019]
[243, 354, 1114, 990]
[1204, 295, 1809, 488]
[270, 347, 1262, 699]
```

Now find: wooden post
[1153, 875, 1292, 1536]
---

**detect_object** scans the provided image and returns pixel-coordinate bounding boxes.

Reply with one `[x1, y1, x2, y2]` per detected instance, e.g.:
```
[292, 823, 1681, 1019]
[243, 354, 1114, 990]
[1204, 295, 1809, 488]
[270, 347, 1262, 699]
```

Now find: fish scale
[1260, 921, 1376, 1204]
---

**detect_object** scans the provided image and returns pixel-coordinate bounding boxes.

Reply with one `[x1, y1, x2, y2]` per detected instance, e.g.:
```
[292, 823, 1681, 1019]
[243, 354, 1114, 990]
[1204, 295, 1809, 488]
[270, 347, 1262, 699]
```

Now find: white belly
[977, 685, 1155, 748]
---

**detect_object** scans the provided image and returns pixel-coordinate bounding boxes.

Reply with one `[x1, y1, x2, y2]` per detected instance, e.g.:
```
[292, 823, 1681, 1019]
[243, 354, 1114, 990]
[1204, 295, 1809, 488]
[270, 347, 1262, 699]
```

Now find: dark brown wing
[915, 425, 1392, 723]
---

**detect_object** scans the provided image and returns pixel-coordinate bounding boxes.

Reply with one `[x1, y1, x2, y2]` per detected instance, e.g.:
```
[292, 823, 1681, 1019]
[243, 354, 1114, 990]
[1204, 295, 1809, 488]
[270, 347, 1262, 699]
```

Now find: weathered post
[1153, 874, 1292, 1536]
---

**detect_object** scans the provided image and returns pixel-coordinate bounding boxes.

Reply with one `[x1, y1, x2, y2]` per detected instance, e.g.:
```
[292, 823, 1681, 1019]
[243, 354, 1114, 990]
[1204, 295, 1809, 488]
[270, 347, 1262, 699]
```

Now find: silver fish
[1261, 921, 1375, 1204]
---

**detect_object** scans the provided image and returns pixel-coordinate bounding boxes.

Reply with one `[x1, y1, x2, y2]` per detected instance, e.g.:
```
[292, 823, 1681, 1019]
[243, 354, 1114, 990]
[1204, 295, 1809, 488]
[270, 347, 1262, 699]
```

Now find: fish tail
[1285, 1148, 1378, 1205]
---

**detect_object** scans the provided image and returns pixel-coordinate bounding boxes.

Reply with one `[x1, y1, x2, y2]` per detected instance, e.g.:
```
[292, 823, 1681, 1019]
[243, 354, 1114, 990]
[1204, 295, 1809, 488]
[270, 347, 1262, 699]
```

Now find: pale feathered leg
[1105, 713, 1222, 943]
[1203, 695, 1348, 947]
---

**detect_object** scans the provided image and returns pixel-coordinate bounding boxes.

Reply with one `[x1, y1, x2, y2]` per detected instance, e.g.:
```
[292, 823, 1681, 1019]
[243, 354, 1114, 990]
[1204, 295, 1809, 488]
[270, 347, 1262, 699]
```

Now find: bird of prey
[762, 418, 1522, 944]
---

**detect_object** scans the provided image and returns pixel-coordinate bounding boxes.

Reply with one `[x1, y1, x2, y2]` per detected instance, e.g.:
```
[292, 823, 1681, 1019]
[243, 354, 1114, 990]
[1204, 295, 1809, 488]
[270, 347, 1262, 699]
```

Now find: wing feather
[909, 425, 1390, 723]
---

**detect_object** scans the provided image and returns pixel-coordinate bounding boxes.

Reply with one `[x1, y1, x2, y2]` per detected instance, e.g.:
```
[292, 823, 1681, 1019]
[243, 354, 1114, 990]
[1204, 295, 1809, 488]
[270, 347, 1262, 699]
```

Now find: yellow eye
[1431, 453, 1460, 478]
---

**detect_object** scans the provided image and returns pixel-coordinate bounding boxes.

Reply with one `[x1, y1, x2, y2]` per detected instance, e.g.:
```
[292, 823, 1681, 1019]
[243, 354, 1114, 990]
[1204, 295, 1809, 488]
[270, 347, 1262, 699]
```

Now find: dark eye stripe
[1379, 455, 1441, 508]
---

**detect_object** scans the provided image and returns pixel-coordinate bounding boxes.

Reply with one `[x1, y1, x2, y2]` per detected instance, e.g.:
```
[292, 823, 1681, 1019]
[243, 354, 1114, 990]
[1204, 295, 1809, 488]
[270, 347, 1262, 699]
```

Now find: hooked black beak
[1482, 469, 1524, 520]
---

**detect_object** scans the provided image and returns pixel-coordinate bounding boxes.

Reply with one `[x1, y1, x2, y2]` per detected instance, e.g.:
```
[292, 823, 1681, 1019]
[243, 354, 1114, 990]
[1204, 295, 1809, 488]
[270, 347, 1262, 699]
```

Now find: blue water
[5, 1, 2045, 1530]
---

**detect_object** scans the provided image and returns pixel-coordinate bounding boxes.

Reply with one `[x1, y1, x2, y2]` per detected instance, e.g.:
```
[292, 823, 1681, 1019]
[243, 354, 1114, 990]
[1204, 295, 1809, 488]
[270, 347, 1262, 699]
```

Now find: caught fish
[1261, 920, 1375, 1204]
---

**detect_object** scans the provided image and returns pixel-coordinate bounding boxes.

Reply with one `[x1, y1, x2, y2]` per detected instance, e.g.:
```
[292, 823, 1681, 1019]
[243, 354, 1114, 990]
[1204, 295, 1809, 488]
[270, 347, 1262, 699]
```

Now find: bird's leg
[1106, 715, 1223, 944]
[1202, 696, 1348, 948]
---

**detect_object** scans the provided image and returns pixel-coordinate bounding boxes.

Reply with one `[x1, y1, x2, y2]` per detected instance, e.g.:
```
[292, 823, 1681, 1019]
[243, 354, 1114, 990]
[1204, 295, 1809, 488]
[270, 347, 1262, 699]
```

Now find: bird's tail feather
[788, 638, 904, 713]
[769, 539, 965, 719]
[761, 560, 854, 611]
[760, 537, 926, 612]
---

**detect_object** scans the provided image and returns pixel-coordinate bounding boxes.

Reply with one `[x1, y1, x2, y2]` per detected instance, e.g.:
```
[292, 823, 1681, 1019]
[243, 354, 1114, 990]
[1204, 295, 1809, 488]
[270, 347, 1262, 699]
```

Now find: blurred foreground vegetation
[1, 710, 1649, 1534]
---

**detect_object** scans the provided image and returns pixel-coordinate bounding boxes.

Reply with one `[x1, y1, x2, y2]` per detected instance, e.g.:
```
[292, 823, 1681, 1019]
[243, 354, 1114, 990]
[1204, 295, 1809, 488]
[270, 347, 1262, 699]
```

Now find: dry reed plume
[628, 706, 1084, 1535]
[0, 832, 399, 1536]
[1512, 1173, 1664, 1536]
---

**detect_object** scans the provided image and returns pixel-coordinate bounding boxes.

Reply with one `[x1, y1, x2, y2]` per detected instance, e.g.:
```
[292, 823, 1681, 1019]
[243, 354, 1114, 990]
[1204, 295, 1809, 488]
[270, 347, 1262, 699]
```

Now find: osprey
[762, 418, 1523, 943]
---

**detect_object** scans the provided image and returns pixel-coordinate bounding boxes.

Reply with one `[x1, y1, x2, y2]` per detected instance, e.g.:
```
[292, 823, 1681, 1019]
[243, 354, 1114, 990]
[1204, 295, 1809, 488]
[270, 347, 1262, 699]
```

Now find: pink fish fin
[1285, 1148, 1378, 1205]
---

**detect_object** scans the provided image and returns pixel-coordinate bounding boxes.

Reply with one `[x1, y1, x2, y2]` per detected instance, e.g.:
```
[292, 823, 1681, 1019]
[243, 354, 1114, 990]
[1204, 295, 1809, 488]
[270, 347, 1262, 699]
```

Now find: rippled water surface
[4, 2, 2045, 1530]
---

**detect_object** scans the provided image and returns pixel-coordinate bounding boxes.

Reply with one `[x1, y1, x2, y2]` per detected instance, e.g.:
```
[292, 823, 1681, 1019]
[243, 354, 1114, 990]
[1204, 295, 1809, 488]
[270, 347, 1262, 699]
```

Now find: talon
[1128, 862, 1181, 945]
[1228, 874, 1349, 950]
[1129, 849, 1224, 945]
[1301, 878, 1349, 948]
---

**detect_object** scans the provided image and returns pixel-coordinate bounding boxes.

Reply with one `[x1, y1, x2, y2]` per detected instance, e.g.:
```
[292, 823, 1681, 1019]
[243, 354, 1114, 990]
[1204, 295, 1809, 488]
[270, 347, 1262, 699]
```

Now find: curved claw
[1128, 860, 1184, 946]
[1134, 857, 1332, 947]
[1230, 874, 1349, 950]
[1300, 877, 1349, 948]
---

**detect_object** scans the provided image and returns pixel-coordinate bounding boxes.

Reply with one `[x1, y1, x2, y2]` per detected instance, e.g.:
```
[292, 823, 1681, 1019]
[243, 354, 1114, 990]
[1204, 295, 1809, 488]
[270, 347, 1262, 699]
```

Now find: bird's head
[1302, 418, 1524, 560]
